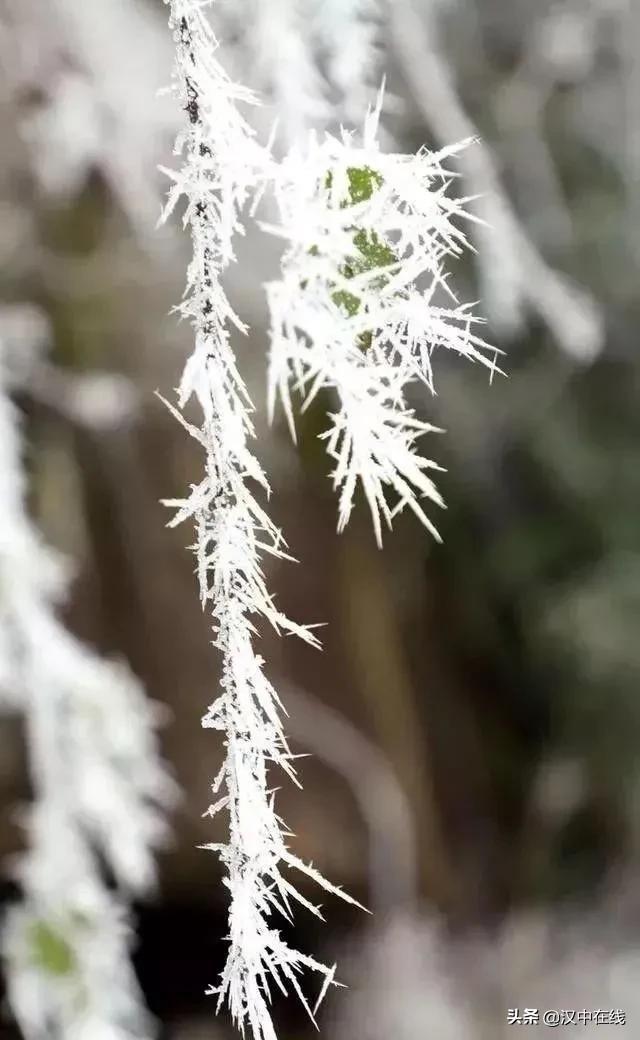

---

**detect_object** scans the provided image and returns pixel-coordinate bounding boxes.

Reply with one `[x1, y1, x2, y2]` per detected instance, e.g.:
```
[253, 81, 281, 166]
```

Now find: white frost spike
[266, 96, 500, 546]
[161, 3, 358, 1038]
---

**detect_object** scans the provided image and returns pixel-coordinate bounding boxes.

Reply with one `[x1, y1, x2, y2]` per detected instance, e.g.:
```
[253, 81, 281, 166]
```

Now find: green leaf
[313, 167, 399, 348]
[345, 165, 383, 205]
[29, 920, 77, 978]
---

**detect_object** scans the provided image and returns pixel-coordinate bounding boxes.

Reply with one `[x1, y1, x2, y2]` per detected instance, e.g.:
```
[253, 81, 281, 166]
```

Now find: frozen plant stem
[161, 4, 358, 1039]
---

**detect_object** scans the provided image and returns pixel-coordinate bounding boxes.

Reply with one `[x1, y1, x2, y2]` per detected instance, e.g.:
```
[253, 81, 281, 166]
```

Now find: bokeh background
[1, 0, 639, 1037]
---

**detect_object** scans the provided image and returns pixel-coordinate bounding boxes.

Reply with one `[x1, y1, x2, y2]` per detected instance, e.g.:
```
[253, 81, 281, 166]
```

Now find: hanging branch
[161, 4, 359, 1038]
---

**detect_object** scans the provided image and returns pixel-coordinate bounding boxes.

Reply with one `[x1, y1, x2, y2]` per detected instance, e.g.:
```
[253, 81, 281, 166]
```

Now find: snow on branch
[265, 97, 499, 546]
[0, 346, 174, 1040]
[161, 3, 359, 1038]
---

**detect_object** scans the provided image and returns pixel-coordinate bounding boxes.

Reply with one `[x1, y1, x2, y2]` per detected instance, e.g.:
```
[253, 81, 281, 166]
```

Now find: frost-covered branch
[266, 99, 498, 545]
[161, 4, 357, 1038]
[0, 344, 173, 1040]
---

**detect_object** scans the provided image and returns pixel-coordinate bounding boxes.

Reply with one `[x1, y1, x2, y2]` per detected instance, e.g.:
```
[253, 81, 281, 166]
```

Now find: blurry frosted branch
[281, 649, 476, 1040]
[493, 0, 622, 255]
[35, 370, 138, 431]
[0, 303, 138, 431]
[160, 4, 357, 1038]
[333, 913, 474, 1040]
[280, 680, 418, 915]
[0, 0, 178, 239]
[0, 340, 174, 1040]
[215, 0, 330, 147]
[308, 0, 382, 126]
[266, 100, 496, 545]
[492, 9, 578, 251]
[214, 0, 381, 143]
[389, 0, 603, 361]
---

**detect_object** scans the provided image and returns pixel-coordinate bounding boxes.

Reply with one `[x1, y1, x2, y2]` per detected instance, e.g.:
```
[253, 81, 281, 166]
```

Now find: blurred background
[0, 0, 639, 1037]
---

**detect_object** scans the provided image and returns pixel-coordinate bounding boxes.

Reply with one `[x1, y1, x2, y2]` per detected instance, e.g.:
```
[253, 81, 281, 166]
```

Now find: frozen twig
[161, 4, 358, 1037]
